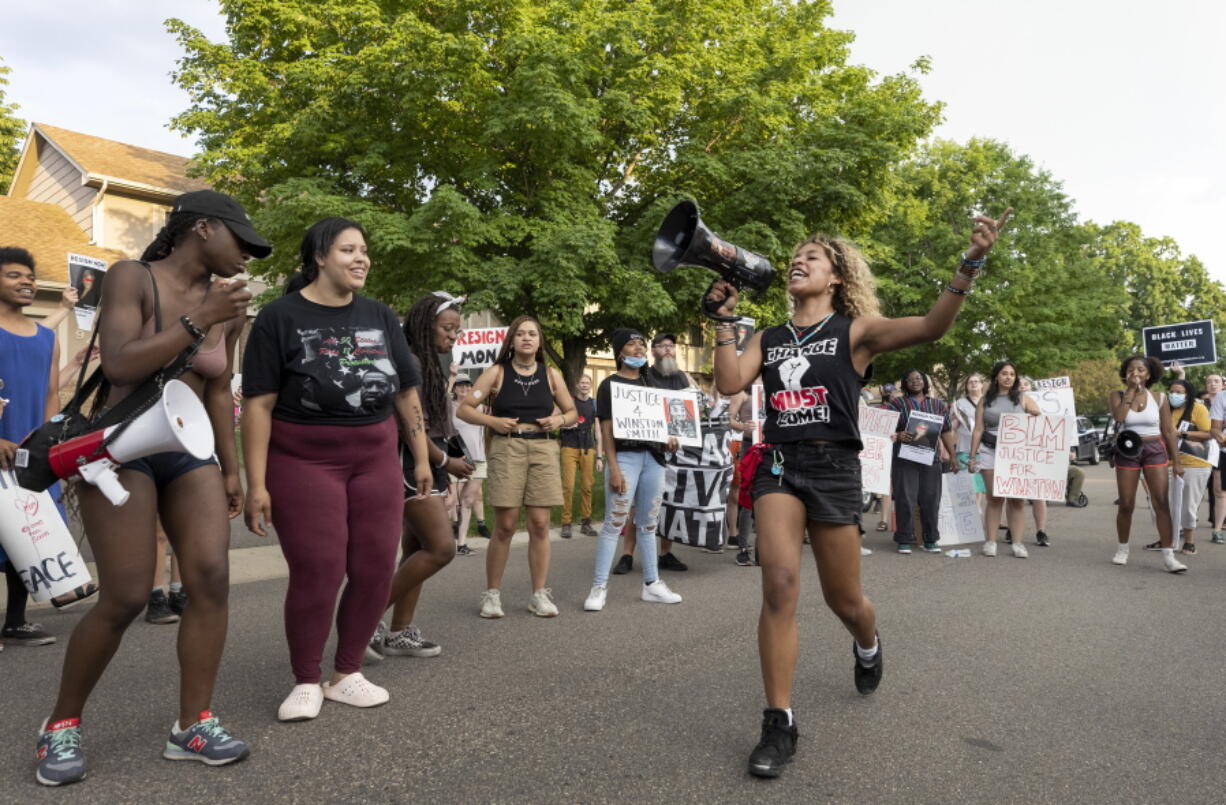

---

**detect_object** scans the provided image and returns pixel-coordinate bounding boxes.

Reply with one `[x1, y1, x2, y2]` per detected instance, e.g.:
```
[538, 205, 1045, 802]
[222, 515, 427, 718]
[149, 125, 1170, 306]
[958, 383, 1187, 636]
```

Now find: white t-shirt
[1209, 391, 1226, 424]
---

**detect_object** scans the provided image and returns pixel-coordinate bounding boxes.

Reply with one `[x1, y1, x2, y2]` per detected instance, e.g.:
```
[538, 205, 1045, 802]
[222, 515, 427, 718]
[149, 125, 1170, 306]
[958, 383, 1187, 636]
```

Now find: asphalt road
[2, 463, 1225, 803]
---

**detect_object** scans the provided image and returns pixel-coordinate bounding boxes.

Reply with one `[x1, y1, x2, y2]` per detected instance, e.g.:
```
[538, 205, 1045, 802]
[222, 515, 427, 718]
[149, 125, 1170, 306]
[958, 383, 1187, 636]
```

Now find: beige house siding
[20, 136, 96, 237]
[97, 191, 169, 256]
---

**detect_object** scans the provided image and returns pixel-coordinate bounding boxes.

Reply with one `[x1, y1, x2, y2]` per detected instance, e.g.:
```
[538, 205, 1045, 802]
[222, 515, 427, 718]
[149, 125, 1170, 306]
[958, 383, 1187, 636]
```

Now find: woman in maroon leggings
[242, 217, 432, 722]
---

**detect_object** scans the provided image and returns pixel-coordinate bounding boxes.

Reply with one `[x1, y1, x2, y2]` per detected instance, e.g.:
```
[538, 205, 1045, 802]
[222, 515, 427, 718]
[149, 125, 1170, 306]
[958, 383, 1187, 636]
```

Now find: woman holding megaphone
[709, 208, 1011, 780]
[35, 190, 268, 787]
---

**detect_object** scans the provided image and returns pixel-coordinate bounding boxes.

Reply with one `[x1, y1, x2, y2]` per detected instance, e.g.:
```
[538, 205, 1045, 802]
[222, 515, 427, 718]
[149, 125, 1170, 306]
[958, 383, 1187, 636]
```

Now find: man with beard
[612, 333, 695, 575]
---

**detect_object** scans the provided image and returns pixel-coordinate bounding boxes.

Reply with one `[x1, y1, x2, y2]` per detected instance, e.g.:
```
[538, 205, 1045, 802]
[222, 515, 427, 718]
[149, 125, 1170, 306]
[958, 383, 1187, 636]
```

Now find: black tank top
[491, 362, 553, 421]
[760, 313, 872, 449]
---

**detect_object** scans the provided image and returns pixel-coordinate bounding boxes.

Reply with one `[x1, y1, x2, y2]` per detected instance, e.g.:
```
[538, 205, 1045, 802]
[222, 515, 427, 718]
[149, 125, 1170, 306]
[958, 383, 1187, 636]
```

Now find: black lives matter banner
[660, 422, 732, 551]
[1143, 319, 1217, 367]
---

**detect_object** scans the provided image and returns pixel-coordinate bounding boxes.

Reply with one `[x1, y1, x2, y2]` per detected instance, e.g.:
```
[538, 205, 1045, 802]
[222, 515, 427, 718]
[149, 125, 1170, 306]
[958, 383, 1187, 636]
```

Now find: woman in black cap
[708, 208, 1011, 779]
[35, 190, 269, 787]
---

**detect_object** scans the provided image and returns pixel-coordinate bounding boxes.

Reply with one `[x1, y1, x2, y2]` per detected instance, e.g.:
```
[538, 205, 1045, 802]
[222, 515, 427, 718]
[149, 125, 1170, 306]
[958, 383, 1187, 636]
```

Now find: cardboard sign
[611, 385, 703, 448]
[749, 383, 765, 444]
[858, 405, 900, 495]
[992, 413, 1070, 502]
[1027, 376, 1077, 443]
[452, 327, 507, 370]
[1142, 319, 1217, 367]
[660, 424, 733, 550]
[936, 471, 985, 545]
[68, 252, 107, 331]
[899, 409, 943, 465]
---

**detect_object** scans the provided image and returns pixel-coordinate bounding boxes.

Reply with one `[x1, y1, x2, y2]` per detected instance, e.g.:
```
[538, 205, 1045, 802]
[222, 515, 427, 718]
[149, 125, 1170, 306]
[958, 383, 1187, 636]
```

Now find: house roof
[34, 123, 210, 197]
[0, 197, 125, 284]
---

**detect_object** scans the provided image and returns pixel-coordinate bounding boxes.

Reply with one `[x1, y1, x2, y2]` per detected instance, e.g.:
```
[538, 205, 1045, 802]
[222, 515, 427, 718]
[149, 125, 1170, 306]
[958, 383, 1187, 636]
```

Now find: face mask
[623, 356, 647, 369]
[1169, 393, 1186, 409]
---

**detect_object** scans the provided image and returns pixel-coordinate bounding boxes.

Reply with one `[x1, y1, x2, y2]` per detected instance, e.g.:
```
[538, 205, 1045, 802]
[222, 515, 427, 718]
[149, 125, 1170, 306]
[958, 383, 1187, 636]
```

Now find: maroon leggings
[268, 417, 403, 684]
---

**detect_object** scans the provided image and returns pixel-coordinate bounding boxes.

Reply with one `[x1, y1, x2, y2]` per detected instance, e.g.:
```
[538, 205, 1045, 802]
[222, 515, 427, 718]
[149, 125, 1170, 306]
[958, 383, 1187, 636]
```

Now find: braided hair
[403, 294, 458, 432]
[140, 212, 211, 261]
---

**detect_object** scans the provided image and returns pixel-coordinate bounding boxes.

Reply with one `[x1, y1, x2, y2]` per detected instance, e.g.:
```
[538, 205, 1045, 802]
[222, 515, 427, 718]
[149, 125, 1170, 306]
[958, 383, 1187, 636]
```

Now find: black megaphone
[652, 201, 776, 322]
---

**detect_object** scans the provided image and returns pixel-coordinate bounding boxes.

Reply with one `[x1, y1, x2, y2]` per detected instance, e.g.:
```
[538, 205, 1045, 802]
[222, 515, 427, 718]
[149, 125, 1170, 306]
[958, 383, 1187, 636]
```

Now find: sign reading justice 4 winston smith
[1142, 319, 1217, 367]
[610, 384, 703, 449]
[993, 413, 1070, 502]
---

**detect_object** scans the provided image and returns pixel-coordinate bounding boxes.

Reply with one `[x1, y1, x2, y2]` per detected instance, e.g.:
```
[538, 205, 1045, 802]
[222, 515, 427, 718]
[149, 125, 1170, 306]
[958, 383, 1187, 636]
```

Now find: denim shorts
[751, 442, 864, 527]
[121, 451, 218, 489]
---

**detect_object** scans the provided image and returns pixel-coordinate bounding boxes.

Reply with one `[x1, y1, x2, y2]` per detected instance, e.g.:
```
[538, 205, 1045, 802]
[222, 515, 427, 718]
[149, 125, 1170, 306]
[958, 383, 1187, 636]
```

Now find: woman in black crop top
[709, 207, 1013, 779]
[457, 315, 577, 618]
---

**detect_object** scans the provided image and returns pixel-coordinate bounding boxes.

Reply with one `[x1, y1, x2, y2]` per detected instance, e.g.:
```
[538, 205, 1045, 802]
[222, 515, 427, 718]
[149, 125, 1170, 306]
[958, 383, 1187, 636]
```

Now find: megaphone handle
[702, 279, 740, 324]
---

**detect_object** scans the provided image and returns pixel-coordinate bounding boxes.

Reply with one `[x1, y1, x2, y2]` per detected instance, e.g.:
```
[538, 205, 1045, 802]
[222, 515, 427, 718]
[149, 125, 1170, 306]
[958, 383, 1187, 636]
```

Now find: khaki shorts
[487, 436, 563, 508]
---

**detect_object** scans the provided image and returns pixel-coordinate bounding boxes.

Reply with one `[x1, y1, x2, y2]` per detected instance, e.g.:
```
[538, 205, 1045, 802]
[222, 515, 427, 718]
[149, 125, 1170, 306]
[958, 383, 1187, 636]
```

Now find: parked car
[1073, 416, 1102, 465]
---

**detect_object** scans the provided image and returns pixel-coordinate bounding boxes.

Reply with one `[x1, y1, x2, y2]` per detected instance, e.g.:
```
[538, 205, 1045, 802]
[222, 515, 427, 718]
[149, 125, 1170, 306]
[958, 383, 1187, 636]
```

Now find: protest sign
[749, 383, 765, 443]
[660, 423, 733, 550]
[452, 327, 507, 370]
[0, 472, 93, 602]
[68, 252, 107, 331]
[735, 317, 755, 355]
[993, 413, 1070, 502]
[1028, 376, 1077, 443]
[611, 384, 703, 448]
[858, 405, 900, 495]
[899, 409, 943, 465]
[1142, 319, 1217, 367]
[936, 471, 985, 546]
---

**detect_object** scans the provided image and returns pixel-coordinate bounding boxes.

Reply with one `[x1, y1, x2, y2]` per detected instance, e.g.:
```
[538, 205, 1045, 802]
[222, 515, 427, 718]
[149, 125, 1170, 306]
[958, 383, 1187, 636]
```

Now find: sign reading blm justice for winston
[1142, 319, 1217, 367]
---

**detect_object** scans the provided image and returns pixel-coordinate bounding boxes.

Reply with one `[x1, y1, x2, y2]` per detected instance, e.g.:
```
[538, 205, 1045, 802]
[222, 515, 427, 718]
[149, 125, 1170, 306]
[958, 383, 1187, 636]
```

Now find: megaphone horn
[46, 380, 215, 506]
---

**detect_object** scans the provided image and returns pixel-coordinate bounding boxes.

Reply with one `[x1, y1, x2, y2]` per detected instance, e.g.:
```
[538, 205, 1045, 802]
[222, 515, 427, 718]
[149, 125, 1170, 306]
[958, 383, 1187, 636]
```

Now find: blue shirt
[0, 323, 56, 563]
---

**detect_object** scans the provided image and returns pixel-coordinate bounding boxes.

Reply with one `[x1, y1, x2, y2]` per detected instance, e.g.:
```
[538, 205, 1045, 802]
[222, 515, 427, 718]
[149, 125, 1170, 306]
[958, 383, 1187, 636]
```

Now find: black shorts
[751, 442, 863, 529]
[122, 451, 217, 489]
[402, 439, 449, 498]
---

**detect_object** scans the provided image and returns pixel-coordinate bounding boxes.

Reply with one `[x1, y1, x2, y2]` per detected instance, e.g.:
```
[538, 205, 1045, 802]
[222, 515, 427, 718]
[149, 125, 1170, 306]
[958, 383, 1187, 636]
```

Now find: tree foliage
[0, 60, 26, 195]
[167, 0, 940, 383]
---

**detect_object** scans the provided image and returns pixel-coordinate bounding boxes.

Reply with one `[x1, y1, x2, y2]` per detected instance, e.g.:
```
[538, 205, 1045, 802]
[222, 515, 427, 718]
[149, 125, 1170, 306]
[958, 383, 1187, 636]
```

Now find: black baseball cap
[172, 190, 273, 258]
[651, 332, 677, 346]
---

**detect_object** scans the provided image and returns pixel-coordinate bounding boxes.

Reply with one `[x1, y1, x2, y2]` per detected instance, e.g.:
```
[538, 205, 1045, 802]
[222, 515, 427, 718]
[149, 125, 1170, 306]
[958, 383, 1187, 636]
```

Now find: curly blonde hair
[795, 236, 881, 319]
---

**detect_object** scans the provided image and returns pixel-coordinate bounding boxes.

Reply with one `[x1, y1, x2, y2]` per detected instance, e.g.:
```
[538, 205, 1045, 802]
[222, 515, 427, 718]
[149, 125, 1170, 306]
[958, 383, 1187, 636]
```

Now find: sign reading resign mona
[452, 327, 507, 370]
[610, 384, 703, 449]
[993, 413, 1070, 502]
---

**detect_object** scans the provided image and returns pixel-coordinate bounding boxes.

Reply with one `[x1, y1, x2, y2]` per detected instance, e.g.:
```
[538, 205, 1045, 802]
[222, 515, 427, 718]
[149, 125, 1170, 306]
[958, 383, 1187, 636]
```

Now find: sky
[2, 1, 1223, 280]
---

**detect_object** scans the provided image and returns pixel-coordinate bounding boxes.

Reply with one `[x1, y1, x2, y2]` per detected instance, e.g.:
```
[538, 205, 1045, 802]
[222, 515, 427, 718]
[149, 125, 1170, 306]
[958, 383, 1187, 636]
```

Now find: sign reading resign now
[1142, 320, 1217, 367]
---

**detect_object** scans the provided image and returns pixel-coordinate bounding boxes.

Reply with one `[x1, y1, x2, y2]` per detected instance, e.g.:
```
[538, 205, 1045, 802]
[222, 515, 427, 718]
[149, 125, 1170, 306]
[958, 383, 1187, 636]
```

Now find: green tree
[0, 60, 26, 195]
[865, 138, 1130, 396]
[167, 0, 939, 384]
[1067, 358, 1120, 417]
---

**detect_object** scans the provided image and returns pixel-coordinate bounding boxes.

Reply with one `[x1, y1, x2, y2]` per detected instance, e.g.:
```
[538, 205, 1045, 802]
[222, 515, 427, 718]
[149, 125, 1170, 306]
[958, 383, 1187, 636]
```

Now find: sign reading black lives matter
[660, 422, 733, 550]
[610, 384, 703, 448]
[1142, 319, 1217, 367]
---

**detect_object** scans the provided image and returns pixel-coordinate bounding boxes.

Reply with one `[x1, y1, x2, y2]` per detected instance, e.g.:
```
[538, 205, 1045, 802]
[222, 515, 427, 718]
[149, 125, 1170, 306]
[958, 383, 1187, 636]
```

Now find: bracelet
[945, 284, 970, 296]
[960, 252, 986, 268]
[716, 338, 737, 346]
[180, 314, 205, 342]
[435, 452, 449, 468]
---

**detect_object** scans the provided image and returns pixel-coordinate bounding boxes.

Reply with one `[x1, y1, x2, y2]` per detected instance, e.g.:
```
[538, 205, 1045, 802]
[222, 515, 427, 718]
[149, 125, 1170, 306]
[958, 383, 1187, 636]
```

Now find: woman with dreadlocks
[365, 292, 473, 662]
[242, 217, 432, 722]
[34, 191, 267, 787]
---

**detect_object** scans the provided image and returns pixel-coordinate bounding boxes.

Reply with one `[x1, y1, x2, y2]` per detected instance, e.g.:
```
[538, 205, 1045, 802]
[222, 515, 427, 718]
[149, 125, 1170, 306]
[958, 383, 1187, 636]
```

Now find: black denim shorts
[121, 451, 217, 489]
[751, 442, 863, 528]
[402, 439, 450, 498]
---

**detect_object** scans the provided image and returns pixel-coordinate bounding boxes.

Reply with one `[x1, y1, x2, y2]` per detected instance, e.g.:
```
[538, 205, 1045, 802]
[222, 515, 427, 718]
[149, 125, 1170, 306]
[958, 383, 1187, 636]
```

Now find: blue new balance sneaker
[36, 718, 87, 786]
[163, 711, 250, 766]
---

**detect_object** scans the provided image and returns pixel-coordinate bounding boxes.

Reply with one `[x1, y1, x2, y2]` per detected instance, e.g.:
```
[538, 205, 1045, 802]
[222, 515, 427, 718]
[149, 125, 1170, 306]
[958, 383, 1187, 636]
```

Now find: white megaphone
[46, 379, 214, 506]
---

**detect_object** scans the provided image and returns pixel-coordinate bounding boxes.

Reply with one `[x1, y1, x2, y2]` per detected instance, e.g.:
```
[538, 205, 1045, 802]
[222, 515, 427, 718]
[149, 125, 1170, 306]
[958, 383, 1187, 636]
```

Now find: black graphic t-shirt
[242, 292, 420, 426]
[760, 313, 872, 449]
[561, 397, 597, 450]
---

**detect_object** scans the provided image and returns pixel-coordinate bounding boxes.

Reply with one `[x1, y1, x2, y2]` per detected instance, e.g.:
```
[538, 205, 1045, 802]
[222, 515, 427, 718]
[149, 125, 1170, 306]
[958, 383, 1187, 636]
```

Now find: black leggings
[3, 562, 29, 629]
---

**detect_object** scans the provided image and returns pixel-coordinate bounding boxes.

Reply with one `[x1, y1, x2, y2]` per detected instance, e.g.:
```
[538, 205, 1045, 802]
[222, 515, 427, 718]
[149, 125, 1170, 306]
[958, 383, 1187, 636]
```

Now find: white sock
[856, 640, 879, 663]
[783, 708, 794, 726]
[172, 720, 184, 735]
[1116, 544, 1129, 553]
[1161, 547, 1174, 557]
[169, 582, 183, 594]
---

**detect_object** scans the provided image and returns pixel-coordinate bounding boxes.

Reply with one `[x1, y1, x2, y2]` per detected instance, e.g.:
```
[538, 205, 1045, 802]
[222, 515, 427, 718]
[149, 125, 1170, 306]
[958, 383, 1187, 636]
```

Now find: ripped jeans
[593, 449, 664, 586]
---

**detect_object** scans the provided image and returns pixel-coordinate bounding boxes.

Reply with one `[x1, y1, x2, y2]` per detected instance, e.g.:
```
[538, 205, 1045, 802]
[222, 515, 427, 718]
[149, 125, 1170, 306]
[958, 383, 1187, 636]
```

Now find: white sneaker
[860, 546, 873, 556]
[1011, 543, 1029, 559]
[1163, 552, 1188, 573]
[642, 580, 682, 604]
[322, 672, 389, 708]
[982, 541, 997, 557]
[479, 589, 504, 619]
[277, 683, 324, 722]
[1112, 546, 1129, 566]
[583, 584, 608, 612]
[528, 588, 559, 617]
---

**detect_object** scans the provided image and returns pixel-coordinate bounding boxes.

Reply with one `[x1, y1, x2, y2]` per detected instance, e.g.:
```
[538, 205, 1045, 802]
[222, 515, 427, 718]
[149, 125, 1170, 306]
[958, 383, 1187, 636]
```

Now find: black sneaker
[1, 622, 56, 646]
[747, 709, 797, 778]
[456, 544, 477, 556]
[854, 635, 883, 695]
[476, 520, 491, 539]
[168, 589, 188, 616]
[145, 590, 180, 625]
[560, 523, 572, 539]
[580, 519, 598, 537]
[735, 550, 753, 566]
[1004, 529, 1013, 544]
[612, 554, 633, 575]
[659, 552, 688, 572]
[1036, 530, 1051, 547]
